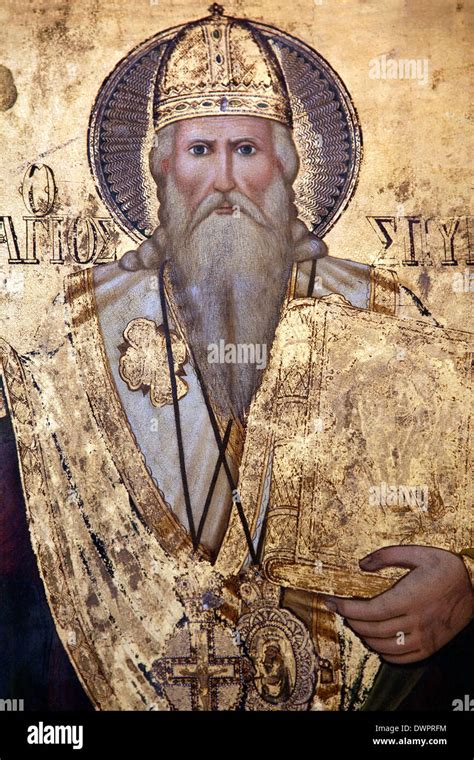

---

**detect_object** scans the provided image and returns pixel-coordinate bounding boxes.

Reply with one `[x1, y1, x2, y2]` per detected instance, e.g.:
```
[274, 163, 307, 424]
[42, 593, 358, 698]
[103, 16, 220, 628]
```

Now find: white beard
[158, 174, 294, 421]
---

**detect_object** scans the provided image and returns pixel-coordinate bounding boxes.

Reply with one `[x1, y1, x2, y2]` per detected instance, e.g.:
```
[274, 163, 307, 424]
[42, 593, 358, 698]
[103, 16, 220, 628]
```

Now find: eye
[189, 144, 209, 156]
[236, 143, 256, 156]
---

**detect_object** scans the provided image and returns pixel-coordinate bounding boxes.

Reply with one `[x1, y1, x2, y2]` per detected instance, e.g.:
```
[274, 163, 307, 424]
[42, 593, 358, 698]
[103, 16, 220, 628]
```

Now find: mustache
[188, 191, 268, 233]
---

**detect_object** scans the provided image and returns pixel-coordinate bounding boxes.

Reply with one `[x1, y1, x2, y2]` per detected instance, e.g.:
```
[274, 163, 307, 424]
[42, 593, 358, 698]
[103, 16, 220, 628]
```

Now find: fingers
[346, 615, 408, 639]
[359, 545, 427, 572]
[325, 593, 408, 621]
[362, 634, 417, 657]
[325, 559, 429, 620]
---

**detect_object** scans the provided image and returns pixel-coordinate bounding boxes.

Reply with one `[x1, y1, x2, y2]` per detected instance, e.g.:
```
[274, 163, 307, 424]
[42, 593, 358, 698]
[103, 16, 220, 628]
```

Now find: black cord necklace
[158, 261, 258, 565]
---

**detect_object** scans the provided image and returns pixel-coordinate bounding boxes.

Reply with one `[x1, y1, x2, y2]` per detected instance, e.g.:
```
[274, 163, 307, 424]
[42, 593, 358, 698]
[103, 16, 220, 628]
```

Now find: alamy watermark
[369, 54, 429, 86]
[452, 694, 474, 711]
[369, 482, 429, 512]
[27, 722, 83, 750]
[0, 698, 24, 711]
[207, 340, 267, 370]
[452, 271, 474, 293]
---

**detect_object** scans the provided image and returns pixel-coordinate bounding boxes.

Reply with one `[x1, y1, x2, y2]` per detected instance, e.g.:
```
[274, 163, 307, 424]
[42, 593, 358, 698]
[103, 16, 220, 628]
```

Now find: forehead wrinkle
[184, 137, 216, 144]
[228, 136, 265, 145]
[176, 116, 273, 138]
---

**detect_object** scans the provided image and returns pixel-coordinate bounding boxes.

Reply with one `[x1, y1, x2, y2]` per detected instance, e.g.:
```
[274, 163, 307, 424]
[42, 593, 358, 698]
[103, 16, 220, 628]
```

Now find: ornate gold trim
[0, 339, 110, 709]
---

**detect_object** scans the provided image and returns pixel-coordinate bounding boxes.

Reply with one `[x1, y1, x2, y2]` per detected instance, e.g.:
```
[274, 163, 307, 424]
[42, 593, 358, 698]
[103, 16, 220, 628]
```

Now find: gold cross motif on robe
[154, 620, 243, 711]
[171, 625, 239, 710]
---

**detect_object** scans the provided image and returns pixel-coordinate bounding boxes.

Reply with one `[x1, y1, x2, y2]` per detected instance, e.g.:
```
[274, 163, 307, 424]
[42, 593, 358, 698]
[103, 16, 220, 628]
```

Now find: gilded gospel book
[240, 295, 473, 597]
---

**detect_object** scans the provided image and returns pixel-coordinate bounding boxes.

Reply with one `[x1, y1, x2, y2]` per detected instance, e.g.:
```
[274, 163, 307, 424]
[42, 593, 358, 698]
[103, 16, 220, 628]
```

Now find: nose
[213, 148, 236, 194]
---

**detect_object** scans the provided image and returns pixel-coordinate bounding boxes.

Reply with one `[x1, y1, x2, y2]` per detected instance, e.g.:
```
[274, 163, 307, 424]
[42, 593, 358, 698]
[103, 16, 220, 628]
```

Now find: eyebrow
[185, 136, 262, 146]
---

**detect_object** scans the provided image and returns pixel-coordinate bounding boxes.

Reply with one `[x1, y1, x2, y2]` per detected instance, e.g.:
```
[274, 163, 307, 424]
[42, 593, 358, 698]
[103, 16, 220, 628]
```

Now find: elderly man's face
[162, 116, 280, 214]
[156, 114, 295, 420]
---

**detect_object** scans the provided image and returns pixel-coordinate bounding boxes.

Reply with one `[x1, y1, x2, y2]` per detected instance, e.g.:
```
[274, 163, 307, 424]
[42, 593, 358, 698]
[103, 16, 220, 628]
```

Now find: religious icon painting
[0, 1, 472, 749]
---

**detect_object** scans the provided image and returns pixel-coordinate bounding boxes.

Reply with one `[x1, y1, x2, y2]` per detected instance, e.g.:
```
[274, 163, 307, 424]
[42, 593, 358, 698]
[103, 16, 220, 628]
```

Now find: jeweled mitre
[153, 4, 292, 131]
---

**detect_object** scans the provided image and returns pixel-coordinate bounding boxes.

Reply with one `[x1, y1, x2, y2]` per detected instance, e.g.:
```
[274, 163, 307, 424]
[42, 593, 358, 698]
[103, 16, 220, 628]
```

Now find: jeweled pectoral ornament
[237, 568, 318, 711]
[151, 568, 319, 712]
[152, 574, 245, 711]
[118, 318, 188, 407]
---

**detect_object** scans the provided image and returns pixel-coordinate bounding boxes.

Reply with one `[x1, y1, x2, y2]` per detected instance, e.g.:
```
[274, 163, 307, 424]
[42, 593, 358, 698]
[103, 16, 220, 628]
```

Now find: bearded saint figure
[0, 5, 472, 711]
